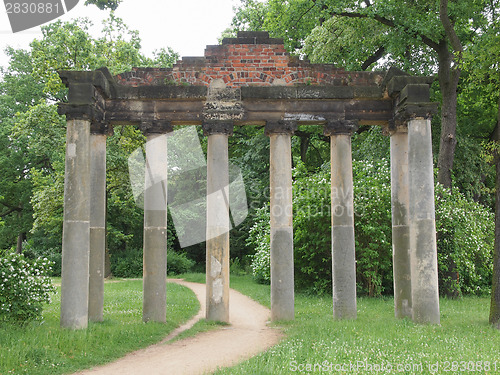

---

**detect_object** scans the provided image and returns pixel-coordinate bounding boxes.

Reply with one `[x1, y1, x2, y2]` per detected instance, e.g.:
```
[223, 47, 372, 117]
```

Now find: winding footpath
[74, 280, 282, 375]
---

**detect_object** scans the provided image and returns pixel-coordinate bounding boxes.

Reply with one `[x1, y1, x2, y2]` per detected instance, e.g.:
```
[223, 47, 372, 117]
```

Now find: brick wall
[115, 31, 382, 88]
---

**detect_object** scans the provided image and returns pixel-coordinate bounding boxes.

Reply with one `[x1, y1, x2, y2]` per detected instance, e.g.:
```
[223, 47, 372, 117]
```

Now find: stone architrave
[266, 120, 296, 321]
[390, 125, 412, 319]
[324, 120, 358, 320]
[142, 123, 172, 323]
[408, 117, 440, 324]
[60, 118, 91, 329]
[88, 127, 107, 322]
[203, 121, 233, 323]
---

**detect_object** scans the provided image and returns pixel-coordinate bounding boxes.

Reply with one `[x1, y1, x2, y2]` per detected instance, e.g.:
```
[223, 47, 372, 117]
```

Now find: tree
[0, 16, 178, 261]
[231, 0, 498, 189]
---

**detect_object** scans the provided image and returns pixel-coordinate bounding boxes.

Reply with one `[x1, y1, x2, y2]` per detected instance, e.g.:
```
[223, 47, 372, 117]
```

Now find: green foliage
[110, 248, 142, 278]
[111, 248, 194, 278]
[435, 184, 495, 295]
[248, 205, 271, 284]
[167, 251, 195, 276]
[249, 156, 493, 296]
[84, 0, 121, 10]
[0, 253, 55, 324]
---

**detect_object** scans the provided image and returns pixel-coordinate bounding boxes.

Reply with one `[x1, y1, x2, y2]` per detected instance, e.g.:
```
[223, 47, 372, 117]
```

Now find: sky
[0, 0, 240, 69]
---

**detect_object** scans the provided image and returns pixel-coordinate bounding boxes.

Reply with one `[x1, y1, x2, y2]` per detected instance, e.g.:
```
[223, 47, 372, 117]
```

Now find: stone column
[408, 117, 440, 324]
[390, 125, 412, 319]
[61, 118, 91, 329]
[325, 120, 358, 320]
[142, 123, 171, 323]
[88, 128, 107, 322]
[266, 120, 296, 321]
[203, 122, 232, 323]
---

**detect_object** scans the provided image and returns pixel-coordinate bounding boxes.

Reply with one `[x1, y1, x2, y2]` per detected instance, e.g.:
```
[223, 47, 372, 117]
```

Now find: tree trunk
[436, 41, 460, 189]
[490, 95, 500, 329]
[435, 41, 461, 297]
[15, 232, 25, 254]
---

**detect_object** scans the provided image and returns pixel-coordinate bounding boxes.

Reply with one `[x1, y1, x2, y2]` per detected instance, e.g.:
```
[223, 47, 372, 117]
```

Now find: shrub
[435, 183, 494, 295]
[0, 253, 55, 324]
[111, 248, 194, 277]
[111, 248, 143, 278]
[248, 205, 271, 284]
[167, 251, 195, 275]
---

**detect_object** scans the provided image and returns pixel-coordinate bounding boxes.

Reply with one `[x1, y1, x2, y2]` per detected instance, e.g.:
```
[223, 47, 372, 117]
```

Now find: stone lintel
[124, 86, 208, 100]
[140, 120, 173, 135]
[265, 120, 298, 136]
[202, 121, 234, 136]
[323, 119, 359, 136]
[241, 86, 382, 100]
[58, 103, 104, 123]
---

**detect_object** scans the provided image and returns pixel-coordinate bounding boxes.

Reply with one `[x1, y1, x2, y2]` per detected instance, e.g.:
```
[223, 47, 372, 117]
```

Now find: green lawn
[184, 274, 499, 375]
[0, 279, 199, 375]
[2, 275, 499, 375]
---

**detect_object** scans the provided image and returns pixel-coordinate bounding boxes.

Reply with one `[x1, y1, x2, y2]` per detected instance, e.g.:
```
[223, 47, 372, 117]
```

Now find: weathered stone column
[408, 117, 440, 324]
[390, 125, 412, 319]
[88, 126, 107, 322]
[203, 122, 232, 323]
[142, 122, 171, 323]
[325, 120, 358, 320]
[60, 118, 91, 329]
[266, 120, 296, 321]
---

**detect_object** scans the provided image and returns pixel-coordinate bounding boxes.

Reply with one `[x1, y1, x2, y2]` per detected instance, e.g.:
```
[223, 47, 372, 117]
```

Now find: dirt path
[75, 280, 283, 375]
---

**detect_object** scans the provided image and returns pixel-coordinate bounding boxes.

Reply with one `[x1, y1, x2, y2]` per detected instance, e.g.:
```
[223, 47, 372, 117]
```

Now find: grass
[195, 274, 500, 375]
[2, 274, 499, 375]
[0, 279, 199, 375]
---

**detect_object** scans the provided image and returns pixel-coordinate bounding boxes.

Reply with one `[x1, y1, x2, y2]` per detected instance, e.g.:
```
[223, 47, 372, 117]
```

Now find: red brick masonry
[115, 32, 382, 88]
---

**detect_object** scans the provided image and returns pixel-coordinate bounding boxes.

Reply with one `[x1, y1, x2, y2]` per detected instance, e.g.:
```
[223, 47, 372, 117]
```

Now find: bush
[22, 240, 61, 276]
[111, 248, 142, 278]
[435, 183, 494, 295]
[111, 248, 194, 277]
[167, 251, 194, 275]
[0, 253, 55, 324]
[248, 205, 271, 284]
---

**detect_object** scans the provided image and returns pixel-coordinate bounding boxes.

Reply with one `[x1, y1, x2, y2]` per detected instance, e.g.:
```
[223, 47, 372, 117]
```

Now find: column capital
[385, 123, 409, 136]
[202, 121, 234, 136]
[391, 103, 437, 128]
[90, 121, 112, 135]
[140, 120, 173, 135]
[323, 119, 358, 136]
[265, 120, 297, 136]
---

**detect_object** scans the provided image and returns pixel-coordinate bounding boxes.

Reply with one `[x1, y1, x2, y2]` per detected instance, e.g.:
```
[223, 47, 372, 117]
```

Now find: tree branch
[439, 0, 463, 53]
[361, 46, 386, 70]
[331, 10, 441, 51]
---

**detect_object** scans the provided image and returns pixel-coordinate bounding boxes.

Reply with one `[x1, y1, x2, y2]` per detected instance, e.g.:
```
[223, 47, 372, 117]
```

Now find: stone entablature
[115, 31, 383, 88]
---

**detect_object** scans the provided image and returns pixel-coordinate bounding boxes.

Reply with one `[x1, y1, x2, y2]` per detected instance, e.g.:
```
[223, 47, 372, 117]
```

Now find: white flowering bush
[435, 183, 494, 295]
[0, 253, 55, 324]
[248, 205, 271, 283]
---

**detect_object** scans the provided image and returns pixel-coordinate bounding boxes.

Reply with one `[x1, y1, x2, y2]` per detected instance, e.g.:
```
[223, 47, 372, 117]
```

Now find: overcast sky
[0, 0, 239, 69]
